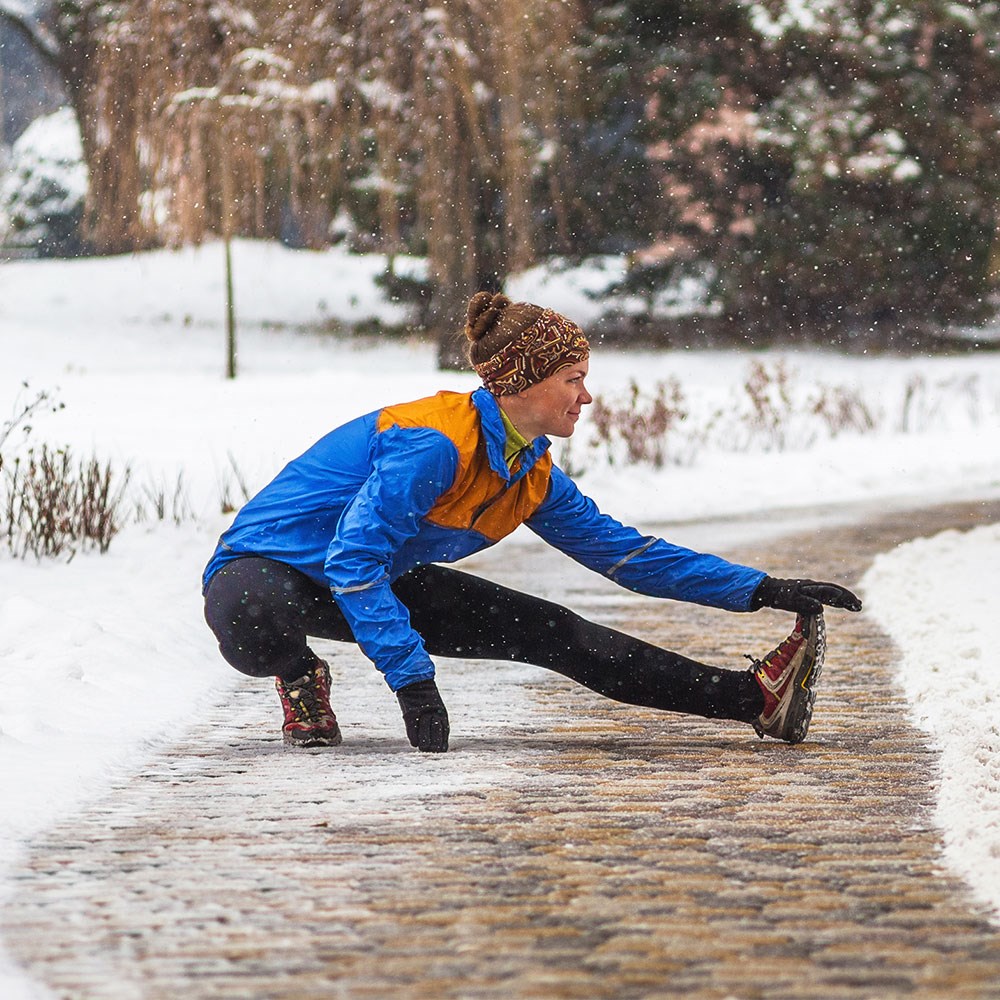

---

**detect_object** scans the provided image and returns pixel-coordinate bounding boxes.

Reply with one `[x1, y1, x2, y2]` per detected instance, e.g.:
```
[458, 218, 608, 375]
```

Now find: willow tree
[298, 0, 586, 364]
[4, 0, 586, 363]
[160, 0, 587, 362]
[0, 0, 265, 251]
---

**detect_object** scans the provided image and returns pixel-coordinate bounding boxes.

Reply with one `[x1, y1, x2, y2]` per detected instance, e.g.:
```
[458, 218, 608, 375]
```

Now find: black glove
[396, 679, 450, 753]
[751, 576, 862, 615]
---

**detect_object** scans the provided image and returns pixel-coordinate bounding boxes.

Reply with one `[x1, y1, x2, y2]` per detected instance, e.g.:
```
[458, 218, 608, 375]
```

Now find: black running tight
[203, 557, 762, 723]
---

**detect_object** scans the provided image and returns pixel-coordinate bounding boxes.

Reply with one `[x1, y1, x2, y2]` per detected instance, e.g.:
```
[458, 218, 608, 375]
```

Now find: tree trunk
[988, 214, 1000, 292]
[433, 167, 509, 371]
[432, 279, 473, 371]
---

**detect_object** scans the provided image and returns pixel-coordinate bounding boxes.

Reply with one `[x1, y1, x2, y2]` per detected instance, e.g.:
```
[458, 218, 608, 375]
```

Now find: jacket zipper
[470, 484, 509, 529]
[471, 445, 530, 528]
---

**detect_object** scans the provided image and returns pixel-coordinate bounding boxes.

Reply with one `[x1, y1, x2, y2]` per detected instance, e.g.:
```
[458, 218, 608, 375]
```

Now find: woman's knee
[205, 601, 312, 678]
[214, 638, 290, 678]
[203, 559, 312, 678]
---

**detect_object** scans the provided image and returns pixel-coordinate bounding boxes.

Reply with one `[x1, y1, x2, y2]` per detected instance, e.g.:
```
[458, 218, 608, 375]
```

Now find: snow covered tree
[2, 0, 586, 361]
[0, 105, 86, 255]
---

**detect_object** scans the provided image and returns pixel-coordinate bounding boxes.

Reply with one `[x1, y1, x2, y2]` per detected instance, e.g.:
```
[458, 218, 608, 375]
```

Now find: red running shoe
[750, 614, 826, 744]
[275, 659, 343, 747]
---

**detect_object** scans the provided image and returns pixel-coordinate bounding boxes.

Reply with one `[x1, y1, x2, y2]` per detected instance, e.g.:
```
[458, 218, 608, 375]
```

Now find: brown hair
[464, 292, 589, 395]
[463, 292, 544, 367]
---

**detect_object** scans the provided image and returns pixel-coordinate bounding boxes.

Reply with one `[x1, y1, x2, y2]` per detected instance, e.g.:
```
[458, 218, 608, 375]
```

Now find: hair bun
[465, 292, 511, 343]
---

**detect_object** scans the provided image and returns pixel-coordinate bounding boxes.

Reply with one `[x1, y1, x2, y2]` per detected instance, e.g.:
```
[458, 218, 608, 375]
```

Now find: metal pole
[225, 234, 236, 379]
[221, 133, 237, 379]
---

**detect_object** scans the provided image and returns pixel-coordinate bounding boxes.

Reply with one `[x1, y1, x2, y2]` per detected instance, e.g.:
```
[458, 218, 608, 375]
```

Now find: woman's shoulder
[377, 390, 477, 433]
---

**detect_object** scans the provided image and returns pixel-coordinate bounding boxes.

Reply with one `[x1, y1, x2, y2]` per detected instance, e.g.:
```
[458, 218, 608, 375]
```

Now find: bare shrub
[3, 445, 131, 559]
[898, 373, 986, 433]
[0, 384, 64, 458]
[589, 379, 689, 468]
[1, 387, 140, 560]
[733, 361, 889, 449]
[741, 359, 799, 451]
[136, 471, 194, 525]
[218, 452, 252, 514]
[575, 360, 921, 474]
[810, 384, 879, 437]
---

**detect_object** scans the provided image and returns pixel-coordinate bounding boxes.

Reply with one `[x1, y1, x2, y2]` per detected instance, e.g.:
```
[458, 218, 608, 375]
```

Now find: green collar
[498, 406, 532, 469]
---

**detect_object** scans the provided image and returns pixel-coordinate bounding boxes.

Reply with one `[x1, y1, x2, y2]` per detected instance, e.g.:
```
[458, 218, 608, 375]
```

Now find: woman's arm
[324, 424, 459, 690]
[527, 467, 766, 611]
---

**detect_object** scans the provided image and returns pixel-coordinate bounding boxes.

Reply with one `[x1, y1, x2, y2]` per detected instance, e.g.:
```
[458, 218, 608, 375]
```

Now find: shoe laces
[278, 663, 331, 723]
[745, 623, 804, 680]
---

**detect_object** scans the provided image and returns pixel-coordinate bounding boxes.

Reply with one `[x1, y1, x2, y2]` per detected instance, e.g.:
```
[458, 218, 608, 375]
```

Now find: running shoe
[749, 613, 826, 744]
[275, 658, 343, 747]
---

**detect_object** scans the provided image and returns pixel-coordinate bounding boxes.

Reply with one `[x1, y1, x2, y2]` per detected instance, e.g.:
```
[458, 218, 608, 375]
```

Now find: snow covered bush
[0, 107, 88, 257]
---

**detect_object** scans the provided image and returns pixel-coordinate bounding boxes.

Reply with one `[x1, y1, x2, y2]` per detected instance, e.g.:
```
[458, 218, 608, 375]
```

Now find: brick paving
[4, 498, 1000, 999]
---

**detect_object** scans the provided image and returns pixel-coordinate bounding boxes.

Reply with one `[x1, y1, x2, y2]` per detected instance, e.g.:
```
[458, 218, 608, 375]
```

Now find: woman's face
[501, 360, 593, 440]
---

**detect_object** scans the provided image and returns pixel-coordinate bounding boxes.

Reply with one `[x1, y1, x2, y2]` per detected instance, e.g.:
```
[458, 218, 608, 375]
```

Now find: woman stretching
[203, 292, 861, 752]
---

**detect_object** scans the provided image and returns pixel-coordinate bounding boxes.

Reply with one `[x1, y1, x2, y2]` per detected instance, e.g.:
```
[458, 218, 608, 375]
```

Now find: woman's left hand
[752, 576, 863, 615]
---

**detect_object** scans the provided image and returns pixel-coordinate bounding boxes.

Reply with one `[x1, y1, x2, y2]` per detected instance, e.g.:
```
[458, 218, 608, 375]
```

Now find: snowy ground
[1, 241, 1000, 996]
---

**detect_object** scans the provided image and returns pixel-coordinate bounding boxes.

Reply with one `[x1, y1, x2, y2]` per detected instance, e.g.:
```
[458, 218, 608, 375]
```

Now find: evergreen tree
[0, 105, 85, 255]
[539, 1, 663, 257]
[639, 0, 1000, 338]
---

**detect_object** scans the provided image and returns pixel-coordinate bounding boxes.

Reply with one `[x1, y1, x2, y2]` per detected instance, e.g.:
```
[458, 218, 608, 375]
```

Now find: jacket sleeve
[324, 425, 459, 690]
[526, 467, 765, 611]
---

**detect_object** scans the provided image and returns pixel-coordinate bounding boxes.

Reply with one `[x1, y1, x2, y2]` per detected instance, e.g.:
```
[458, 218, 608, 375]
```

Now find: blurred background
[2, 0, 999, 365]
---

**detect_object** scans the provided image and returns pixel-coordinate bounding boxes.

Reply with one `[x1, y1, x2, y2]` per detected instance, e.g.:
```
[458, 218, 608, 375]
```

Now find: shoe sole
[283, 725, 344, 748]
[782, 613, 826, 744]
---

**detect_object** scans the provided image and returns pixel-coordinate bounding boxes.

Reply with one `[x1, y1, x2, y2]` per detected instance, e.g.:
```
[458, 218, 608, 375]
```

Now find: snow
[0, 1, 40, 25]
[1, 241, 1000, 994]
[862, 526, 1000, 922]
[508, 254, 717, 319]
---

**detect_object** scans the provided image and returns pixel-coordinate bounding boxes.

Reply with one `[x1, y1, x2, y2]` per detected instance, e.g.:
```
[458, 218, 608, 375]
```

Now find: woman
[203, 292, 861, 752]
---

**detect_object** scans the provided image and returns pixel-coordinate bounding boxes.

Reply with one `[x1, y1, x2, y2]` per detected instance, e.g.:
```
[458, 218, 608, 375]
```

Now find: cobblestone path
[4, 499, 1000, 1000]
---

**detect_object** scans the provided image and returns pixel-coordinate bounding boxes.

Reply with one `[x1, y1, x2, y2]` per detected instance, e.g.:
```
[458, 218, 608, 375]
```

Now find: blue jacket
[204, 388, 765, 690]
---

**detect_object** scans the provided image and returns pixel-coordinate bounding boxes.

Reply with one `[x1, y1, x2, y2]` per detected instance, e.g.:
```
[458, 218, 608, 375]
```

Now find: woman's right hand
[396, 678, 450, 752]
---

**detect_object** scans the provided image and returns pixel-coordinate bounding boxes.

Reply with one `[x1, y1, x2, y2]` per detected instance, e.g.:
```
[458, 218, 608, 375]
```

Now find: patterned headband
[474, 308, 590, 396]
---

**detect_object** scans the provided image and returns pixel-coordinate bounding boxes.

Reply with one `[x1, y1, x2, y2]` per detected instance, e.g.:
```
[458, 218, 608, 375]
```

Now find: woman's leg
[204, 557, 353, 681]
[204, 557, 761, 722]
[395, 565, 762, 722]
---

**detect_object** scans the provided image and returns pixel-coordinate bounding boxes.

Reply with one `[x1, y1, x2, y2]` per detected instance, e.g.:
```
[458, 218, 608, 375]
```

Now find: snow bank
[863, 524, 1000, 922]
[0, 522, 227, 860]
